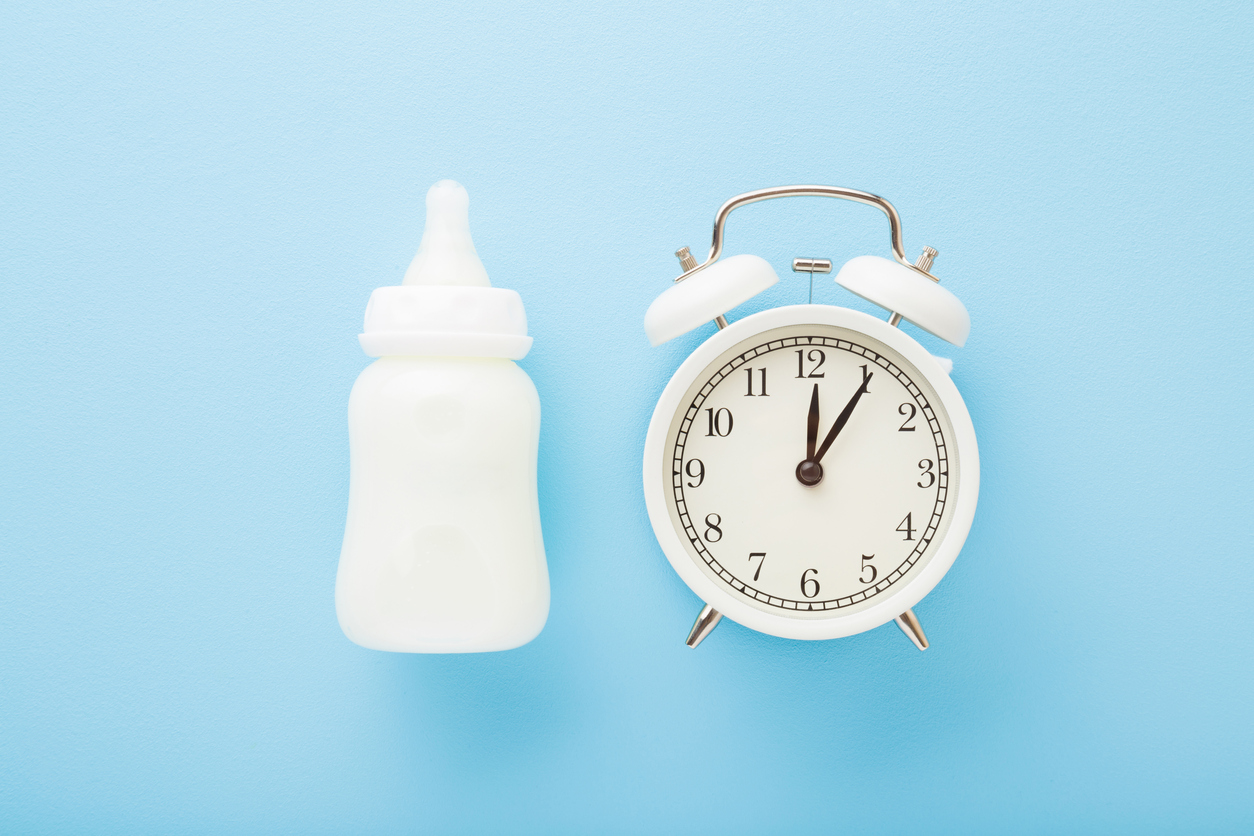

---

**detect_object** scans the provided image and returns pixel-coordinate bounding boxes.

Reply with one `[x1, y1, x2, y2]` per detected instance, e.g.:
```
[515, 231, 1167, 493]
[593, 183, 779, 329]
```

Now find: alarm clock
[642, 186, 979, 650]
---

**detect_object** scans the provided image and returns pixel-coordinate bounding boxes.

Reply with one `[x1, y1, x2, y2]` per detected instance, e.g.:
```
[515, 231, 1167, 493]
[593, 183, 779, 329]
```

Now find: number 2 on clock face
[665, 324, 960, 618]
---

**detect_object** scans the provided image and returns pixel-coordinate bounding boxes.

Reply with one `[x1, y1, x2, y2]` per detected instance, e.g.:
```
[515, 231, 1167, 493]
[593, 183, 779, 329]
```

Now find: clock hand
[796, 368, 873, 486]
[796, 384, 824, 485]
[812, 366, 873, 465]
[806, 383, 819, 461]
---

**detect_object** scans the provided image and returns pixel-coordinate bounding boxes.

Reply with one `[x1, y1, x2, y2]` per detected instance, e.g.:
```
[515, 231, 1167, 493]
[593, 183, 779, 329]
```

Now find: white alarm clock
[642, 186, 979, 650]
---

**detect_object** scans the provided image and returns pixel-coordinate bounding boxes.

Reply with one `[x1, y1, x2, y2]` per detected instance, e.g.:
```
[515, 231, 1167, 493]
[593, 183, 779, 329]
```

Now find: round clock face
[644, 305, 978, 640]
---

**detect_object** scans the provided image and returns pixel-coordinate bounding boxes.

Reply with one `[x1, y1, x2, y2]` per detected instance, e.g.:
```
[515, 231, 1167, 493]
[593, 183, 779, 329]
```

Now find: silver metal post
[685, 604, 723, 648]
[887, 247, 940, 328]
[793, 258, 833, 305]
[791, 258, 832, 274]
[895, 608, 929, 650]
[676, 247, 729, 329]
[675, 246, 699, 273]
[914, 246, 938, 273]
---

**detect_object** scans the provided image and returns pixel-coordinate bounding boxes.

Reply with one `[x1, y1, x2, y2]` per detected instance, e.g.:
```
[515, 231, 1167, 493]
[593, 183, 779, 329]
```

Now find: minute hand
[813, 368, 873, 464]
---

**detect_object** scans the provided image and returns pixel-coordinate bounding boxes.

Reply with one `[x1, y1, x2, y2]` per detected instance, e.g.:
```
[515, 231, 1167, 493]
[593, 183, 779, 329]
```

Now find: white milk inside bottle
[336, 180, 549, 652]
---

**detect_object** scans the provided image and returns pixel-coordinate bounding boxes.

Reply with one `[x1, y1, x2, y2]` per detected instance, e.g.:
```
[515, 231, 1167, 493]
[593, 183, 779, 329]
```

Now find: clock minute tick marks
[666, 330, 954, 628]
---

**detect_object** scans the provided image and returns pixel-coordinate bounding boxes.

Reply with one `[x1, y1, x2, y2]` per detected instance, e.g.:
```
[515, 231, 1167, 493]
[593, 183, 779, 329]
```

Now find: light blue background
[3, 1, 1251, 833]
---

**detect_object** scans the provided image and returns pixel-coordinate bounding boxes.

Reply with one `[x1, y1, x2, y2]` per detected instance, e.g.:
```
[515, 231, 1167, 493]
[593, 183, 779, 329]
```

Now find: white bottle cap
[358, 181, 533, 359]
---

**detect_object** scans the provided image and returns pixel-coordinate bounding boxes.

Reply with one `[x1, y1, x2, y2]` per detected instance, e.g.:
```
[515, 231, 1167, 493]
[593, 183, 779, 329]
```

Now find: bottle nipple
[403, 180, 492, 287]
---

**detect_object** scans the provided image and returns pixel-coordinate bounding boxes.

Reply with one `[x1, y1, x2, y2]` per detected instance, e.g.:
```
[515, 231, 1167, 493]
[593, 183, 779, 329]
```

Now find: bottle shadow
[374, 636, 580, 774]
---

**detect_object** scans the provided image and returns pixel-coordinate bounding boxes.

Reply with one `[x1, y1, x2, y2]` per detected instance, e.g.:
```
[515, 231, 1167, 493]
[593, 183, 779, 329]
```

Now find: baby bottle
[336, 180, 549, 652]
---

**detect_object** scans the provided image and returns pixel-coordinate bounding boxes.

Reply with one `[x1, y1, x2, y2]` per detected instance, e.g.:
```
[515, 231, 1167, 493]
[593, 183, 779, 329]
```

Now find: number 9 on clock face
[643, 305, 979, 641]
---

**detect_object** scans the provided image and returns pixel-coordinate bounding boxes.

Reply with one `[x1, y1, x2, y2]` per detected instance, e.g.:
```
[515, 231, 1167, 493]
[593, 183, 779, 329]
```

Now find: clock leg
[895, 609, 929, 650]
[685, 604, 723, 648]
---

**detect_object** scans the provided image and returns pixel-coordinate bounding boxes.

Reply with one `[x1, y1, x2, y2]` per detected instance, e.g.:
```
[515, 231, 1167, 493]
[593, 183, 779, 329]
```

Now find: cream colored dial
[663, 323, 959, 618]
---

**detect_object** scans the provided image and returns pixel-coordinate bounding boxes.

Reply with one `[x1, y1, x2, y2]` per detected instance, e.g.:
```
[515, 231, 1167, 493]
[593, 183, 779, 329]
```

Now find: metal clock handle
[677, 185, 936, 653]
[674, 185, 940, 289]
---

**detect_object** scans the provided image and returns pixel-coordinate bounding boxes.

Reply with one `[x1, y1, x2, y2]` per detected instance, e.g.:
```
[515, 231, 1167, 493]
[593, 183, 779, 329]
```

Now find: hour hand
[796, 383, 824, 486]
[806, 383, 819, 461]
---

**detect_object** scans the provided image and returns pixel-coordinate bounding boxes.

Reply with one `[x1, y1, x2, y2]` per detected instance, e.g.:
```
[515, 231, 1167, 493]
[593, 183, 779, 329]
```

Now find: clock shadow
[702, 604, 1012, 770]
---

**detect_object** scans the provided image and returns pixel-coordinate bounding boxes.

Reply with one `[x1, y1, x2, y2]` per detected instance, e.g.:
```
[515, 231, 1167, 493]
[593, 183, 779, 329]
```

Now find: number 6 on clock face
[643, 305, 979, 642]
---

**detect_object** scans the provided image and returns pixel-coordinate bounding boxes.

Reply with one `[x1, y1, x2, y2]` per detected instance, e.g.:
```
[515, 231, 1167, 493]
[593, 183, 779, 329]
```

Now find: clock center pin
[795, 459, 824, 486]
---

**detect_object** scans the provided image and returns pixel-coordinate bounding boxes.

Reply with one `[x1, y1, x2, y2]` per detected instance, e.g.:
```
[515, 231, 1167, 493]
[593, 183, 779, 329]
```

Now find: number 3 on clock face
[643, 305, 979, 642]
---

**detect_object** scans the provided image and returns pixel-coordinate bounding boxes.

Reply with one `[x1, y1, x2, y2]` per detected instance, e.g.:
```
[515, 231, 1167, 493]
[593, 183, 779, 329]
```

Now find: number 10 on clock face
[656, 316, 969, 635]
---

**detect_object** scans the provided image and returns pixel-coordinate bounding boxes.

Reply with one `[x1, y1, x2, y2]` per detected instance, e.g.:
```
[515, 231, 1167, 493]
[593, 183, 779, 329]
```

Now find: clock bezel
[643, 304, 980, 641]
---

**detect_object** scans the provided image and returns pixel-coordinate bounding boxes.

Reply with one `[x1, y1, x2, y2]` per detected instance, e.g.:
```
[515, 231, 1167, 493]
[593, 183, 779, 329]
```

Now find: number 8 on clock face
[643, 304, 979, 642]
